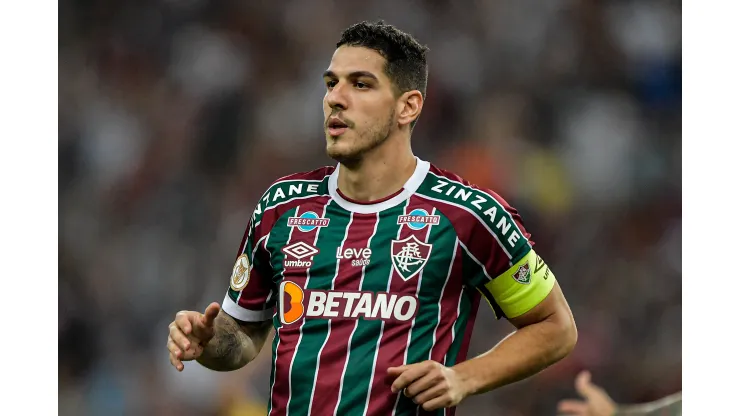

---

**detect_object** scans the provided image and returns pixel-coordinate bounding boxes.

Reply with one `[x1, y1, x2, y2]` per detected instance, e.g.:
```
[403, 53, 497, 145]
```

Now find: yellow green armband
[480, 249, 556, 318]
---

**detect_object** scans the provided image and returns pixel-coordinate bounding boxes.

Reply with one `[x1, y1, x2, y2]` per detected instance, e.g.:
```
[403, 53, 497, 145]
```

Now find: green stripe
[444, 292, 472, 366]
[336, 202, 408, 415]
[264, 208, 297, 416]
[394, 210, 458, 415]
[287, 201, 352, 416]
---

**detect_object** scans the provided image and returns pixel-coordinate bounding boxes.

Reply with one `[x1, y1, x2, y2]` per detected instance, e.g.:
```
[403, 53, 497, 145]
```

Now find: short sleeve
[460, 189, 556, 319]
[222, 210, 277, 322]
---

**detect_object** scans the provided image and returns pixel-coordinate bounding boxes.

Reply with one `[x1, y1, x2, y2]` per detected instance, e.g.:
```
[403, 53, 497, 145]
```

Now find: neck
[336, 136, 416, 203]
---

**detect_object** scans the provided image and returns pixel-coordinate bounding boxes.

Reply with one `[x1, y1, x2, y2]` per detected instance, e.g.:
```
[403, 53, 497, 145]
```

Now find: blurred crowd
[58, 0, 681, 415]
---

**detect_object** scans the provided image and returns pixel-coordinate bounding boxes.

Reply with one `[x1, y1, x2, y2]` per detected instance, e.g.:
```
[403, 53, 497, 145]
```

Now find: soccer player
[167, 21, 578, 415]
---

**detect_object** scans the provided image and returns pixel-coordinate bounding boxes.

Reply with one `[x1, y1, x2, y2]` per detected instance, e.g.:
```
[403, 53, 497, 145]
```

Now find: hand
[167, 302, 221, 371]
[388, 360, 468, 411]
[557, 371, 617, 416]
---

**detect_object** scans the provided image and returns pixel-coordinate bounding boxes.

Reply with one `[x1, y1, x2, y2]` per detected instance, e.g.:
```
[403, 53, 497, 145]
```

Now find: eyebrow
[322, 70, 379, 82]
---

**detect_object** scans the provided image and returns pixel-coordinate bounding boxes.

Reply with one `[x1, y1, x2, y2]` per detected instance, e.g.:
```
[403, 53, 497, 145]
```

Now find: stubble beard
[326, 110, 396, 168]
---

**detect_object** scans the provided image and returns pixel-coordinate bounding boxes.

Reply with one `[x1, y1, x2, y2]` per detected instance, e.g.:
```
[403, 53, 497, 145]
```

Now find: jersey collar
[328, 157, 430, 214]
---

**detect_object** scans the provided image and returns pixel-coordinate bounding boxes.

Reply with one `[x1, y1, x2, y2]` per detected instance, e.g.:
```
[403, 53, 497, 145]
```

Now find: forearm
[614, 392, 682, 416]
[196, 312, 266, 372]
[454, 318, 575, 395]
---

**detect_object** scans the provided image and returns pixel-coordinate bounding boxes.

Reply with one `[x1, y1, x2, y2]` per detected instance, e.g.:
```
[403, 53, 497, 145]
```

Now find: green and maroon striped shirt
[222, 158, 554, 416]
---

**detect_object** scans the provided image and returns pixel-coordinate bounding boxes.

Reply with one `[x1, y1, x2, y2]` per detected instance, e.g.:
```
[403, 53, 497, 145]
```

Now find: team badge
[288, 211, 330, 232]
[230, 254, 250, 291]
[512, 262, 531, 284]
[391, 235, 432, 281]
[397, 208, 440, 230]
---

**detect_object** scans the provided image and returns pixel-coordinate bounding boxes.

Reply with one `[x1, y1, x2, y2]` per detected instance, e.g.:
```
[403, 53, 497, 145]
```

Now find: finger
[387, 364, 411, 376]
[557, 399, 588, 415]
[174, 312, 193, 335]
[169, 351, 184, 372]
[167, 337, 183, 358]
[575, 371, 604, 400]
[421, 395, 451, 411]
[405, 371, 442, 398]
[202, 302, 221, 327]
[411, 382, 447, 406]
[169, 323, 192, 351]
[390, 364, 429, 393]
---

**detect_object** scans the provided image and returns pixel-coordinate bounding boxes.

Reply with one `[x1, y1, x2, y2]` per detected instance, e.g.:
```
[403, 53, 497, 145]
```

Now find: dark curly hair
[337, 20, 429, 101]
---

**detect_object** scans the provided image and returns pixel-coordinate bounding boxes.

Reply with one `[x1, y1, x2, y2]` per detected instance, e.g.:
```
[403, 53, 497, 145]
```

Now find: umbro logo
[282, 241, 319, 268]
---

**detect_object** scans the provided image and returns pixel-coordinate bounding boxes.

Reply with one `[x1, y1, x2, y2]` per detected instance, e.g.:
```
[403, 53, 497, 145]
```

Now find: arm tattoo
[196, 312, 255, 372]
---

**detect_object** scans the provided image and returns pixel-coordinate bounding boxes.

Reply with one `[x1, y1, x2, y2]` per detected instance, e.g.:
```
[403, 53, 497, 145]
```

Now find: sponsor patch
[397, 208, 440, 230]
[288, 211, 330, 232]
[282, 241, 319, 268]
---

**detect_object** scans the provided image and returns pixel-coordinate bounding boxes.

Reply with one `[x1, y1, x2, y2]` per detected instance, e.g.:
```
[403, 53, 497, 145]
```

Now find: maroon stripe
[309, 213, 378, 415]
[273, 166, 335, 183]
[366, 198, 434, 416]
[270, 198, 331, 416]
[237, 236, 274, 311]
[429, 241, 464, 364]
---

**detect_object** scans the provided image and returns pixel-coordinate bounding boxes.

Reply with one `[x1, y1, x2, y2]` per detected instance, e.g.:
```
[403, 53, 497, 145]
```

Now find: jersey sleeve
[461, 189, 556, 320]
[222, 206, 277, 322]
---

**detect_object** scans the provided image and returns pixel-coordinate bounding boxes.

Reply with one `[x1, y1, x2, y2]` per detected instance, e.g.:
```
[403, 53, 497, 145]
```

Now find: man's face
[323, 46, 398, 165]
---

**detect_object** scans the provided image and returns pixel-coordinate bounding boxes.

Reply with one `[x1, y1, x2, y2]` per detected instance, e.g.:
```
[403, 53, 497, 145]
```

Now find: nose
[325, 82, 348, 112]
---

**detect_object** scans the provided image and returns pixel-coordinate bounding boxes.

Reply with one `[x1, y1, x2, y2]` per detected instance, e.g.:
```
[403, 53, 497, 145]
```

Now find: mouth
[327, 118, 349, 137]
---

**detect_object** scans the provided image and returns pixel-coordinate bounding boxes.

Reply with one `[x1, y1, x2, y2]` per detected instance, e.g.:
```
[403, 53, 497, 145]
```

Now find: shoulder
[416, 163, 532, 259]
[258, 166, 334, 202]
[272, 166, 335, 184]
[418, 164, 519, 215]
[251, 166, 334, 227]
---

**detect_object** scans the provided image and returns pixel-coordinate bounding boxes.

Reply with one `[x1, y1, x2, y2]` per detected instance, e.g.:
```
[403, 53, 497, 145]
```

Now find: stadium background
[58, 0, 681, 415]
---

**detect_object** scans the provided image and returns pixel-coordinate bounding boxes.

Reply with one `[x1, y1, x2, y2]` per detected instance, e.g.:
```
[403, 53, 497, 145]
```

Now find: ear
[396, 90, 424, 128]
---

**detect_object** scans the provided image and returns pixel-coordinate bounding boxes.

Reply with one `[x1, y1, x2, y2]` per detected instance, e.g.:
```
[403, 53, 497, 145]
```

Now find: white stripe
[222, 294, 274, 321]
[332, 212, 380, 416]
[361, 199, 409, 416]
[443, 286, 466, 367]
[428, 237, 459, 361]
[458, 240, 494, 282]
[268, 205, 300, 416]
[272, 173, 331, 186]
[427, 171, 531, 249]
[306, 211, 355, 416]
[393, 207, 437, 416]
[284, 201, 332, 416]
[415, 192, 513, 262]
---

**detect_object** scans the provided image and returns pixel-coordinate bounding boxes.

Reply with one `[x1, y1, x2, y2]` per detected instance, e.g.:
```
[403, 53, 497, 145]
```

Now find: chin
[326, 143, 362, 165]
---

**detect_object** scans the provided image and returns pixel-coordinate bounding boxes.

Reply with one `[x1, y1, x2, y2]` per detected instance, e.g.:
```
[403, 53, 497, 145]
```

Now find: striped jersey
[222, 158, 556, 416]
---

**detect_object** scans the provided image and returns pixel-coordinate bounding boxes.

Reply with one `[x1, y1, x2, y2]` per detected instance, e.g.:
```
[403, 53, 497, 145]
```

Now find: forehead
[327, 46, 388, 78]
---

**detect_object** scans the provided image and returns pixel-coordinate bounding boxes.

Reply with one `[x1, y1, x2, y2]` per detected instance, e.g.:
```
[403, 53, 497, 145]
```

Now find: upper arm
[456, 186, 556, 320]
[507, 280, 572, 329]
[222, 200, 279, 322]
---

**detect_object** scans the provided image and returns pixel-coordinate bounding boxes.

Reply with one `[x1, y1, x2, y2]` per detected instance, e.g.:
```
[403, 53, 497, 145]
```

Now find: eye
[355, 82, 368, 89]
[326, 80, 337, 89]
